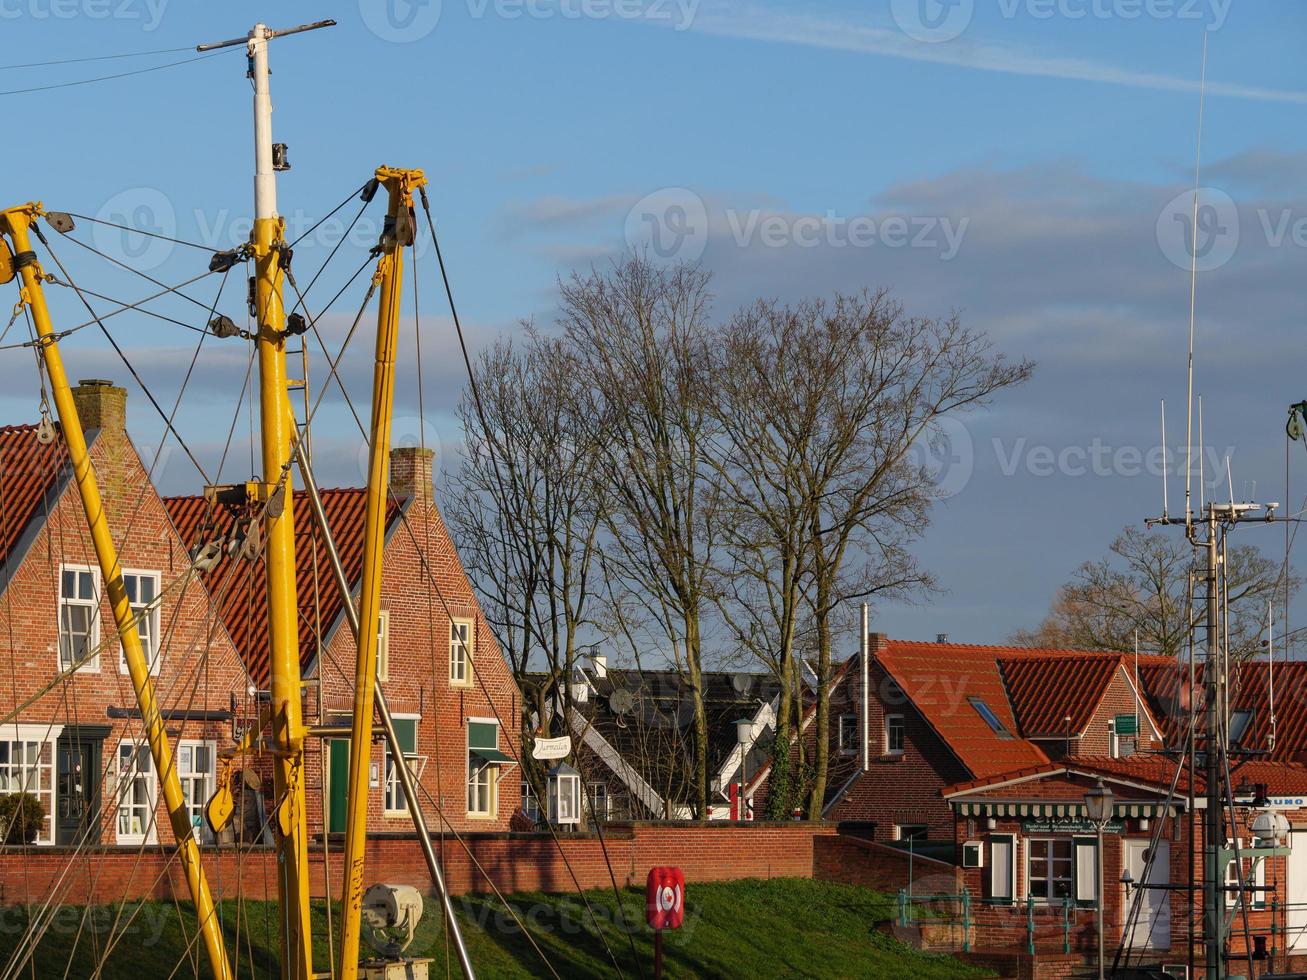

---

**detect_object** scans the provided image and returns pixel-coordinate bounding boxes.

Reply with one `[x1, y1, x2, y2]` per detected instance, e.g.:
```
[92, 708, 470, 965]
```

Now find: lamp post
[735, 719, 753, 820]
[1084, 778, 1115, 980]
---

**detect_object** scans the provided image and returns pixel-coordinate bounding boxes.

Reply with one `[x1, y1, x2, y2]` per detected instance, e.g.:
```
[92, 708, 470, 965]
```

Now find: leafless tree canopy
[1012, 524, 1295, 661]
[447, 254, 1033, 820]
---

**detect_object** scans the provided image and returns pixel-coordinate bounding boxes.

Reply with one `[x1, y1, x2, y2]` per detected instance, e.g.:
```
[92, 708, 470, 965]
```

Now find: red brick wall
[0, 415, 251, 846]
[309, 479, 521, 837]
[815, 834, 962, 893]
[821, 663, 969, 840]
[0, 821, 837, 905]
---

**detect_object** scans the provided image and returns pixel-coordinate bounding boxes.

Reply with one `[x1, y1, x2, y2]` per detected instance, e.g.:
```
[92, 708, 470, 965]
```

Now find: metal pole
[1203, 506, 1223, 980]
[246, 25, 314, 977]
[1097, 824, 1105, 980]
[0, 205, 233, 980]
[861, 603, 870, 772]
[293, 443, 476, 980]
[337, 166, 425, 980]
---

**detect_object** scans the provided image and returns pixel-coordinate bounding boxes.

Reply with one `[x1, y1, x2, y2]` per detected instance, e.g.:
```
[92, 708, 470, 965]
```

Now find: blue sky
[4, 0, 1307, 651]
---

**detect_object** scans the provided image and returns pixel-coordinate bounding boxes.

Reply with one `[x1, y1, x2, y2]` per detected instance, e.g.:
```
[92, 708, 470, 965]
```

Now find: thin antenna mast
[1161, 399, 1170, 520]
[1198, 396, 1206, 511]
[1269, 601, 1277, 753]
[1184, 31, 1209, 530]
[195, 20, 336, 980]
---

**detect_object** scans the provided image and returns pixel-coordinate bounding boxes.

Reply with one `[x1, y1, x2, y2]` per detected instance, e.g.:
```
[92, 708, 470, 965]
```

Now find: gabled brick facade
[0, 383, 250, 847]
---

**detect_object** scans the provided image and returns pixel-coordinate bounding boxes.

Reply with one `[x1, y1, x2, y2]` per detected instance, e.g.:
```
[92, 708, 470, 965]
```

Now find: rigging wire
[33, 228, 212, 482]
[0, 50, 236, 98]
[0, 45, 194, 71]
[417, 185, 647, 977]
[61, 212, 215, 254]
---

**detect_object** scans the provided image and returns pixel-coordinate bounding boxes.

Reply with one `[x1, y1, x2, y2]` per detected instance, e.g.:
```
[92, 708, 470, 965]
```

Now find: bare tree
[560, 256, 722, 817]
[445, 333, 605, 795]
[1012, 524, 1294, 660]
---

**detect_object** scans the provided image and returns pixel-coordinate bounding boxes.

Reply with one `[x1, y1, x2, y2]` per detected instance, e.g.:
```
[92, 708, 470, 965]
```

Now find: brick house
[0, 379, 518, 852]
[164, 440, 521, 837]
[0, 382, 251, 847]
[528, 660, 781, 823]
[744, 636, 1163, 840]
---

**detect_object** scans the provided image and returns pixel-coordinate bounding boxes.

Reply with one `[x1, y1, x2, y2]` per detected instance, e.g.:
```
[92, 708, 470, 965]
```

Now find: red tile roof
[999, 653, 1122, 736]
[0, 424, 70, 571]
[1137, 658, 1307, 763]
[874, 640, 1049, 778]
[164, 488, 402, 687]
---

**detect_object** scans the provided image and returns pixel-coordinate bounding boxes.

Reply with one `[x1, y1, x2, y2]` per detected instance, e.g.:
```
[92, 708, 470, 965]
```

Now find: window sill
[465, 811, 498, 821]
[879, 752, 905, 762]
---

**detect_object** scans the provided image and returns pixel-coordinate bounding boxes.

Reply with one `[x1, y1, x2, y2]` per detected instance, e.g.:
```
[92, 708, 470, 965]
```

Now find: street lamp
[1084, 778, 1116, 980]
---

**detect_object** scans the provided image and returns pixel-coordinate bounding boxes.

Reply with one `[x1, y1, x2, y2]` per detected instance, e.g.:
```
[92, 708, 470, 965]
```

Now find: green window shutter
[469, 721, 498, 752]
[393, 718, 417, 754]
[1114, 714, 1138, 736]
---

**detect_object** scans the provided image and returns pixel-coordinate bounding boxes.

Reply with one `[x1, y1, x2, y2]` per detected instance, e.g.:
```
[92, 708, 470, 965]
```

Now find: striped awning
[955, 801, 1177, 818]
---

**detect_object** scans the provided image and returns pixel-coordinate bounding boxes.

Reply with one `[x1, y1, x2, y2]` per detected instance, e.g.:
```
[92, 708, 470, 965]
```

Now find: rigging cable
[418, 184, 647, 978]
[0, 50, 237, 98]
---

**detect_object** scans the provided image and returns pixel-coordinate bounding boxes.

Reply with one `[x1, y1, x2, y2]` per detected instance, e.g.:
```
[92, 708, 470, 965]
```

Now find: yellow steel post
[252, 208, 315, 980]
[0, 203, 233, 980]
[337, 166, 426, 979]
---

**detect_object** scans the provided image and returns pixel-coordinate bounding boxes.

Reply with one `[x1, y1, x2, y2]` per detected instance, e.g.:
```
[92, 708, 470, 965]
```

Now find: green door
[328, 740, 349, 834]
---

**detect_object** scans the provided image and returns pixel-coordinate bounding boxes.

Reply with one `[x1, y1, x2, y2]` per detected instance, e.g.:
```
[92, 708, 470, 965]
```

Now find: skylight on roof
[968, 696, 1012, 738]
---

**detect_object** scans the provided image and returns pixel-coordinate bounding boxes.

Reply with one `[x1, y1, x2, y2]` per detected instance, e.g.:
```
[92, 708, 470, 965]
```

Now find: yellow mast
[245, 24, 316, 976]
[0, 203, 233, 980]
[337, 165, 426, 979]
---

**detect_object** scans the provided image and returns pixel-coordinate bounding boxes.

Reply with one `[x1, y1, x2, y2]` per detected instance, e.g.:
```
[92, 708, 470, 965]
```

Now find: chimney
[390, 446, 434, 503]
[866, 632, 889, 658]
[936, 633, 949, 644]
[71, 379, 126, 432]
[591, 654, 608, 679]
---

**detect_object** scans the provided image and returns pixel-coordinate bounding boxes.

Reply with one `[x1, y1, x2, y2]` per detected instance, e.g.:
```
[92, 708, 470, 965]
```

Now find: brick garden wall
[814, 834, 962, 893]
[0, 821, 840, 906]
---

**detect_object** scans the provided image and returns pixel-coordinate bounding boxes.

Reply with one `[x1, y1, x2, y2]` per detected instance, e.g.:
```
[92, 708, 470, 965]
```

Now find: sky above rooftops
[3, 1, 1306, 650]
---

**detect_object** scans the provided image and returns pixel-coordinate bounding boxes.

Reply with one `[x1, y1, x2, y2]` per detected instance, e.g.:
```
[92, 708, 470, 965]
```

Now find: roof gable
[164, 487, 402, 687]
[874, 640, 1048, 778]
[999, 652, 1121, 736]
[0, 424, 72, 583]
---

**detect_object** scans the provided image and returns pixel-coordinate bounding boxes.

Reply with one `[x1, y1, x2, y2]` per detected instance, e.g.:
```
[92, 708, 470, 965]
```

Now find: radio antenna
[1184, 31, 1209, 530]
[1161, 399, 1170, 520]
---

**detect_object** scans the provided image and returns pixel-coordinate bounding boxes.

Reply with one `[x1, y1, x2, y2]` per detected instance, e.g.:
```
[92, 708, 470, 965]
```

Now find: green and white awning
[469, 721, 513, 763]
[954, 801, 1175, 818]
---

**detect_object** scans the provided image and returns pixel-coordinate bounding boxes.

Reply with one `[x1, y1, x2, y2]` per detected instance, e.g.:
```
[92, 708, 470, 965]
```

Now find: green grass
[0, 878, 993, 979]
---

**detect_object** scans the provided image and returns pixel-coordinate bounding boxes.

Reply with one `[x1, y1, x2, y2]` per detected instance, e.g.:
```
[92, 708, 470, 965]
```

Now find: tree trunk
[807, 594, 832, 820]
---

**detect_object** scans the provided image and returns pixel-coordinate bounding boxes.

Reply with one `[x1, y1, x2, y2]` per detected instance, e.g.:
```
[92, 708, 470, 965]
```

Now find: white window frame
[450, 618, 474, 688]
[115, 740, 157, 846]
[1224, 838, 1266, 910]
[587, 781, 609, 821]
[837, 714, 858, 755]
[466, 717, 499, 819]
[58, 563, 101, 673]
[119, 569, 162, 676]
[988, 833, 1016, 905]
[521, 780, 540, 822]
[885, 714, 905, 755]
[1026, 837, 1075, 904]
[177, 739, 216, 844]
[384, 714, 423, 816]
[376, 609, 390, 683]
[0, 724, 61, 846]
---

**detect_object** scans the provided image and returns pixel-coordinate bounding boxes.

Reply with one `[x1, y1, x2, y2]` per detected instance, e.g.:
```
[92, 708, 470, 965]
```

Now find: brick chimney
[71, 379, 126, 432]
[390, 446, 434, 503]
[867, 632, 889, 658]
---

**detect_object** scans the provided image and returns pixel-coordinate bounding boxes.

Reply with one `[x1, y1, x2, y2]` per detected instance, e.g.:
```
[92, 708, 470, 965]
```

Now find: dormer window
[1229, 709, 1254, 749]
